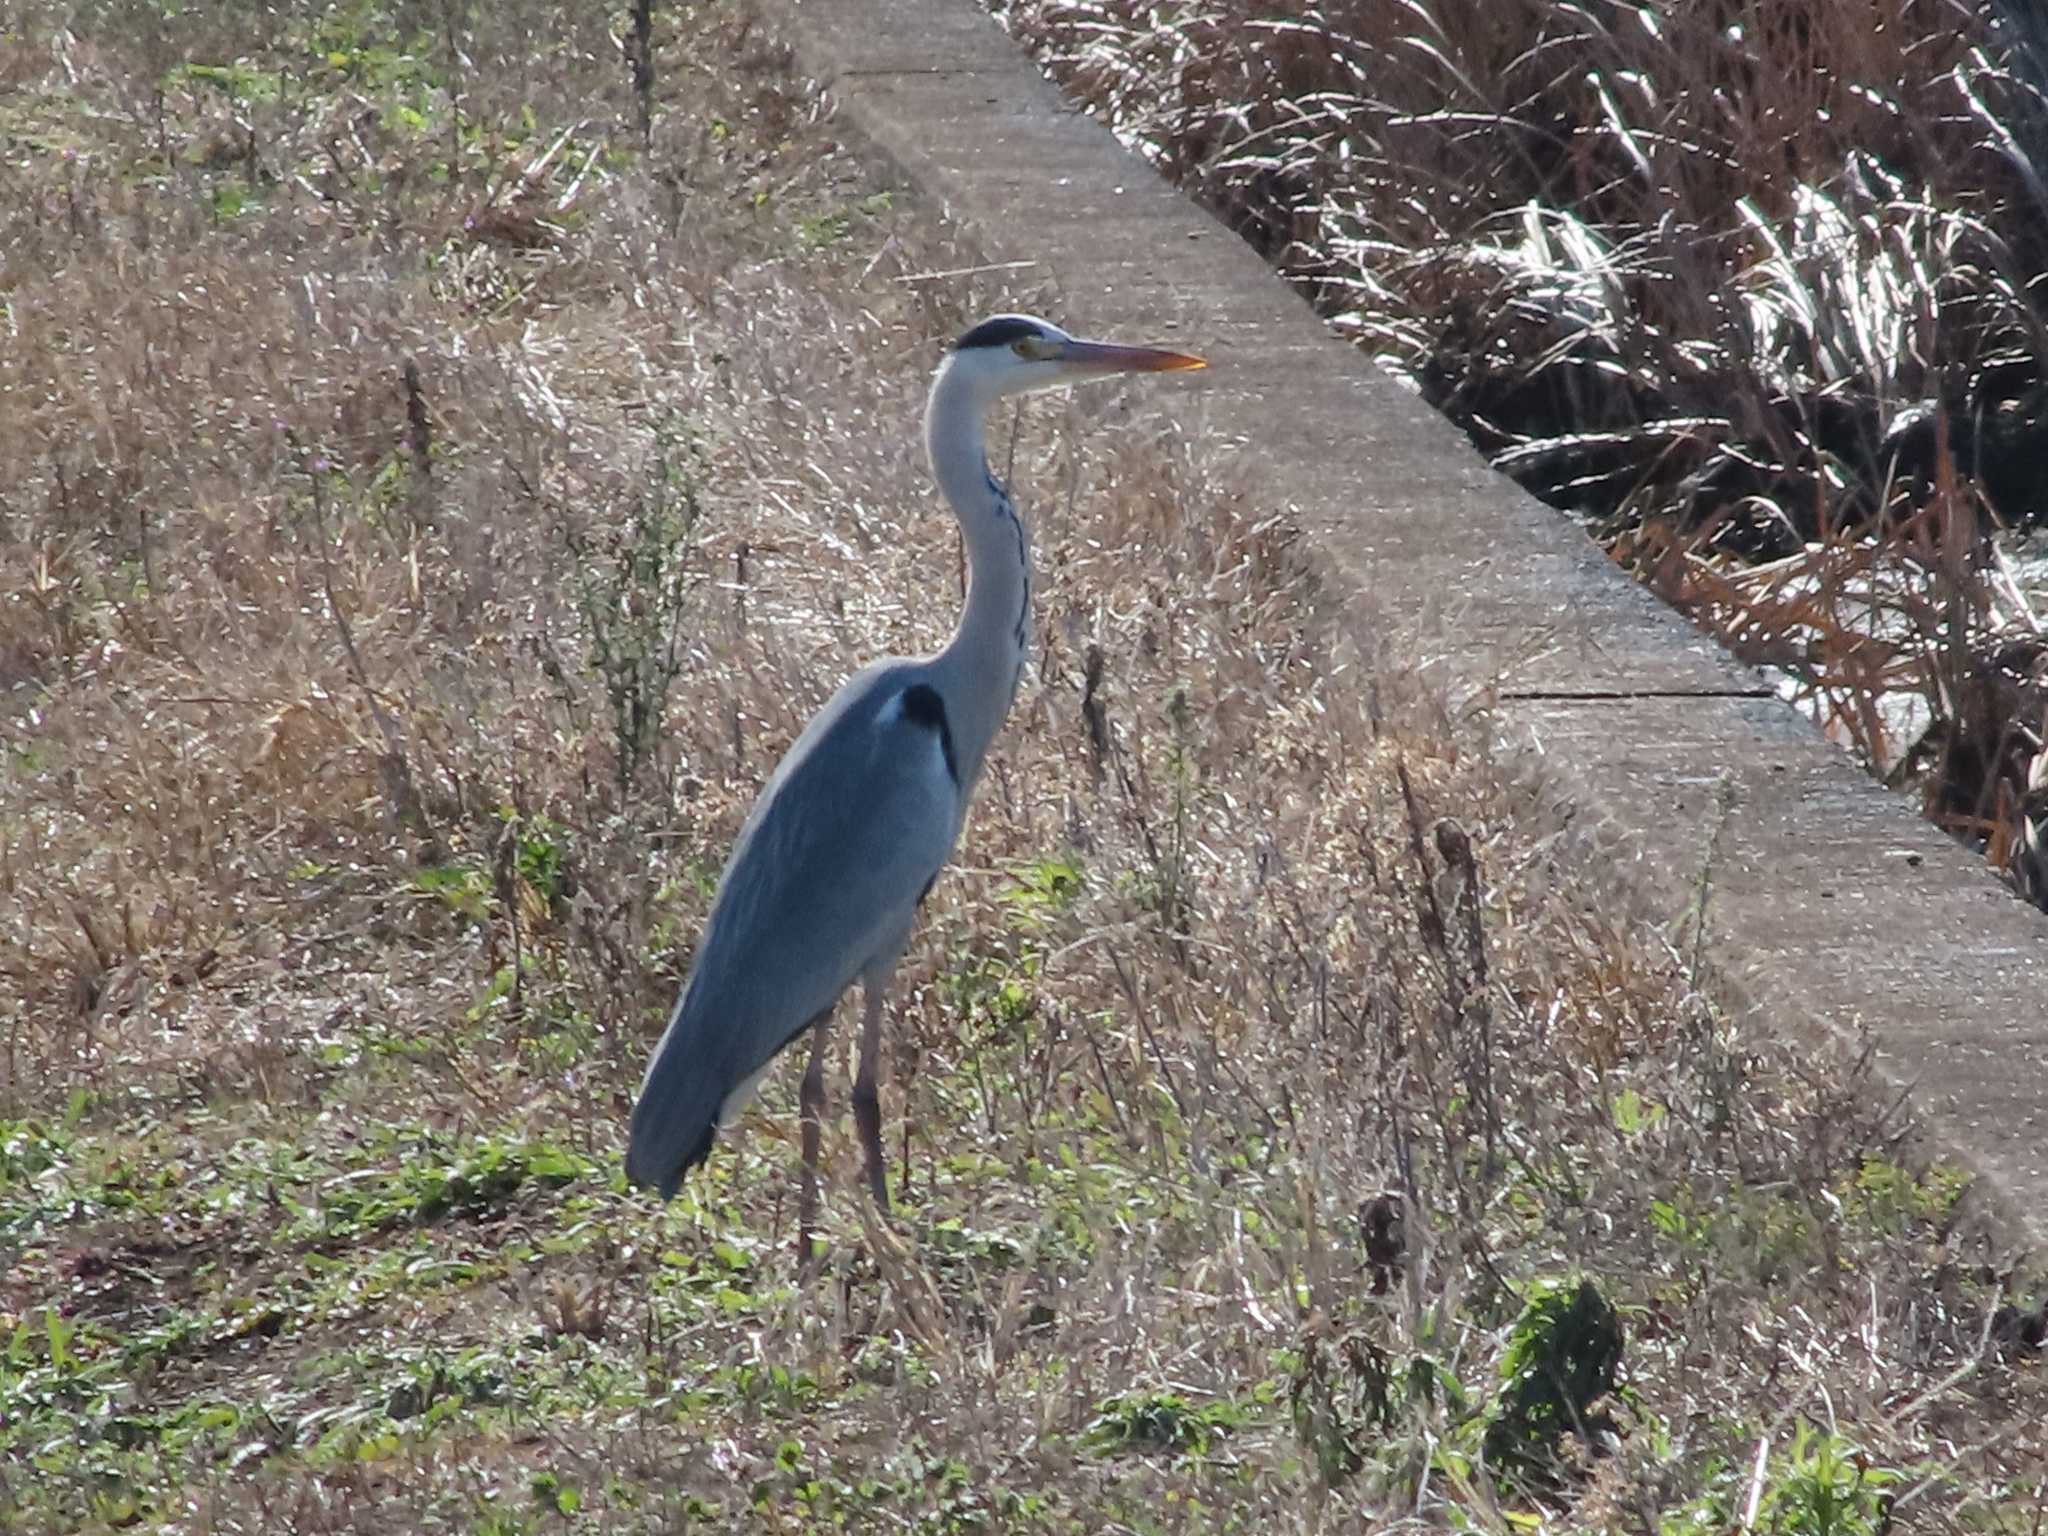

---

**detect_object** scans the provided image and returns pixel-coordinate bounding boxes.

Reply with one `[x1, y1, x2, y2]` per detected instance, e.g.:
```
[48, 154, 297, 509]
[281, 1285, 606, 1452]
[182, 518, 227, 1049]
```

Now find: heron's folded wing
[625, 670, 961, 1194]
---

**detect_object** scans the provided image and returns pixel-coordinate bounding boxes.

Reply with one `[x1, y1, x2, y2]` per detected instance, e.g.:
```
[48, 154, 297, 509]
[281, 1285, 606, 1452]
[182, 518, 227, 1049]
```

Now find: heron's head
[946, 314, 1205, 401]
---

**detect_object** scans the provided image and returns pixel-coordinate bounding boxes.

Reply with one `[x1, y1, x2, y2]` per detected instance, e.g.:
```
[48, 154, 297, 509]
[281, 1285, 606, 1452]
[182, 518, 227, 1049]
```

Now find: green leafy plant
[1083, 1390, 1252, 1457]
[1667, 1422, 1911, 1536]
[1762, 1426, 1904, 1536]
[999, 854, 1085, 931]
[1483, 1277, 1623, 1495]
[414, 861, 495, 923]
[510, 812, 569, 904]
[306, 1136, 593, 1239]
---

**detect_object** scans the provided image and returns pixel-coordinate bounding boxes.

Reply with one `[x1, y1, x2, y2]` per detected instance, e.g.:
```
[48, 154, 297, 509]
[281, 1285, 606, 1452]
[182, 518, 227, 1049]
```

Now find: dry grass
[993, 0, 2048, 906]
[0, 2, 2043, 1532]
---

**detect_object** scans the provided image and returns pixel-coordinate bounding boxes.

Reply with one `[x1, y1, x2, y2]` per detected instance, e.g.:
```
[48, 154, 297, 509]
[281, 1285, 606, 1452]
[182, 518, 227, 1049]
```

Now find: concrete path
[765, 0, 2047, 1246]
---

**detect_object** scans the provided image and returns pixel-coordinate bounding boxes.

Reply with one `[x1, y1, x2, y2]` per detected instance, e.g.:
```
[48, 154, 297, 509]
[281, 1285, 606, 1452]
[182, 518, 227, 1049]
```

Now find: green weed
[1483, 1277, 1623, 1497]
[1083, 1389, 1258, 1457]
[414, 860, 495, 923]
[303, 1134, 594, 1239]
[1668, 1422, 1914, 1536]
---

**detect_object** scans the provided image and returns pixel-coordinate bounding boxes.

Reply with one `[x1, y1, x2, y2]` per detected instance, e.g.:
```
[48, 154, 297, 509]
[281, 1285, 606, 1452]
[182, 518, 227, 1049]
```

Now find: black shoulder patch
[954, 314, 1044, 351]
[900, 683, 960, 786]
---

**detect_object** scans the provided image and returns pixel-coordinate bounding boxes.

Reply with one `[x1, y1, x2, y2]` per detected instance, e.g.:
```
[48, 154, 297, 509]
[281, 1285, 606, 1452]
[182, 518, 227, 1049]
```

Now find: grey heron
[624, 314, 1204, 1254]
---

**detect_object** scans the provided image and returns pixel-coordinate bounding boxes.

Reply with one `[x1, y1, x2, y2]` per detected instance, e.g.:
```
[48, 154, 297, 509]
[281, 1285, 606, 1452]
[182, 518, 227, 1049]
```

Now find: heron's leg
[852, 970, 891, 1213]
[797, 1010, 833, 1268]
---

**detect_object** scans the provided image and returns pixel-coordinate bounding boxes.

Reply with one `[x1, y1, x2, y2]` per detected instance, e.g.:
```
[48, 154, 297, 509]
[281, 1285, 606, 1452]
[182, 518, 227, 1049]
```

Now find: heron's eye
[1012, 334, 1056, 361]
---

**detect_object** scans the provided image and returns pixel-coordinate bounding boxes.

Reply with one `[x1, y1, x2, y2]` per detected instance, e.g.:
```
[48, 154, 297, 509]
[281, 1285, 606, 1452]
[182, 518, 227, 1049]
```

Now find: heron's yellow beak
[1055, 338, 1208, 374]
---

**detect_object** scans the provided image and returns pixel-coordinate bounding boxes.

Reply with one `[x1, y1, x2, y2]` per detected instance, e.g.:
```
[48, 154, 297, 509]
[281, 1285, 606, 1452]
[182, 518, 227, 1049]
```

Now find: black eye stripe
[953, 315, 1045, 350]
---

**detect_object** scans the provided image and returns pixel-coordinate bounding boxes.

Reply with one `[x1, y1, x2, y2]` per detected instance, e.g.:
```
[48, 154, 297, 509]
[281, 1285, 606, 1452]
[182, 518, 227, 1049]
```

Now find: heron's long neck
[925, 368, 1031, 786]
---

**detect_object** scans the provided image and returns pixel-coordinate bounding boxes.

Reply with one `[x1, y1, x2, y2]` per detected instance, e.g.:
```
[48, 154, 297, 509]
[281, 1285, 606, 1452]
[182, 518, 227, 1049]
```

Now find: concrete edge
[758, 0, 2047, 1252]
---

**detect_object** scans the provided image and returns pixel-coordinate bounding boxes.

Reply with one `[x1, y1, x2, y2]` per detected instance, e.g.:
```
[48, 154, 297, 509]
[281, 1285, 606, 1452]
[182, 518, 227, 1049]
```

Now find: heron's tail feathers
[624, 992, 728, 1199]
[624, 1109, 715, 1200]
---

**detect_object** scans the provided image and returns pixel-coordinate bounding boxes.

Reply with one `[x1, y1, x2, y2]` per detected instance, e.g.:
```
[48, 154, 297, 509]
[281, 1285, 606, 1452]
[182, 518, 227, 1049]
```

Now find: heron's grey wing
[625, 666, 962, 1196]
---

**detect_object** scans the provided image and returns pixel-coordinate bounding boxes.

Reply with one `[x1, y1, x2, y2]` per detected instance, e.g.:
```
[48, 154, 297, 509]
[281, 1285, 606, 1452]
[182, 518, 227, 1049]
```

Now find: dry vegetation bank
[0, 2, 2042, 1531]
[993, 0, 2048, 907]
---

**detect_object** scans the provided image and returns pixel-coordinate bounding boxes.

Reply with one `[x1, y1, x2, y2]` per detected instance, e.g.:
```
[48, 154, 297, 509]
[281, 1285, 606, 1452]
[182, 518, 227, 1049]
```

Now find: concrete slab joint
[766, 0, 2048, 1247]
